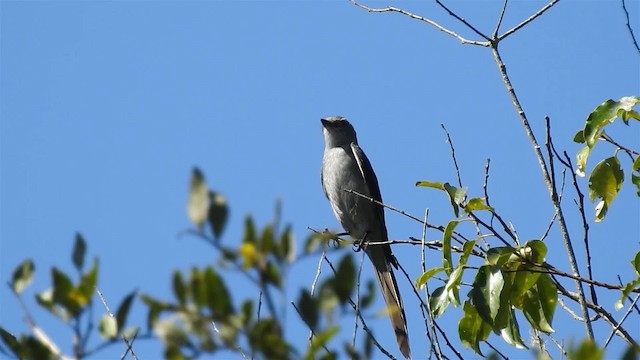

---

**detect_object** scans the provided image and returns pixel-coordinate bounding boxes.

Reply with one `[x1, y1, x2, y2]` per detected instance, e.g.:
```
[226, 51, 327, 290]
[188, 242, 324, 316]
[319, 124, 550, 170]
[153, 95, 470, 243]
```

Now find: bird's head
[321, 116, 358, 148]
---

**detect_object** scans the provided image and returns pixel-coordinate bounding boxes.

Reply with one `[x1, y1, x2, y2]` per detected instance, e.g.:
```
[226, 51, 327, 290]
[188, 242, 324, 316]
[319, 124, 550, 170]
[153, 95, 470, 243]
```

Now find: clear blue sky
[1, 1, 639, 359]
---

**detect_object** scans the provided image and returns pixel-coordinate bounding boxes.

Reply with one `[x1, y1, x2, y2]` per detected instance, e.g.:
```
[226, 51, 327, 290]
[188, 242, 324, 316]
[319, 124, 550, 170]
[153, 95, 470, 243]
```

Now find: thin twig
[350, 0, 490, 46]
[601, 133, 639, 159]
[493, 0, 509, 38]
[290, 302, 333, 357]
[434, 0, 490, 41]
[621, 0, 640, 54]
[441, 124, 463, 188]
[556, 283, 637, 345]
[95, 288, 139, 360]
[343, 189, 471, 244]
[604, 293, 640, 348]
[484, 341, 509, 359]
[352, 250, 367, 352]
[420, 209, 444, 360]
[499, 0, 561, 40]
[212, 321, 250, 359]
[617, 275, 640, 315]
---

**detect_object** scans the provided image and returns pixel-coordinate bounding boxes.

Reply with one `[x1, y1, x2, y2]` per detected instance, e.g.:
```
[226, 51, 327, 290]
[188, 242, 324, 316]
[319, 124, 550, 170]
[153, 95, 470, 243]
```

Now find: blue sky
[1, 1, 639, 359]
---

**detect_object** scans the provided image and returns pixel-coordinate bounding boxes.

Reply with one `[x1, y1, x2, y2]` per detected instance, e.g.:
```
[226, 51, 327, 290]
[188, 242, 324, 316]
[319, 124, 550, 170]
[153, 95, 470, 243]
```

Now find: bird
[320, 116, 410, 359]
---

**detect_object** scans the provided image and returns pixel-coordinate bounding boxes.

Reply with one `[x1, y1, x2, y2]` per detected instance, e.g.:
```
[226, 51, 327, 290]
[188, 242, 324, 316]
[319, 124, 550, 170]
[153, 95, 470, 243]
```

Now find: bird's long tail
[369, 248, 411, 359]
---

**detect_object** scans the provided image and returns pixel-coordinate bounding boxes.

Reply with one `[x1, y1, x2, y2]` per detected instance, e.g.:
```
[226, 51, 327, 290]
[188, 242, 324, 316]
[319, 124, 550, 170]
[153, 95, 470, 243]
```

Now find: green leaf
[280, 225, 297, 263]
[0, 327, 22, 357]
[416, 181, 466, 216]
[576, 146, 591, 178]
[471, 265, 504, 327]
[240, 300, 254, 326]
[71, 258, 98, 306]
[616, 277, 640, 310]
[51, 267, 81, 317]
[588, 156, 624, 222]
[243, 216, 257, 244]
[525, 240, 547, 264]
[190, 268, 206, 307]
[632, 155, 640, 197]
[204, 267, 234, 317]
[444, 183, 467, 217]
[567, 339, 604, 360]
[11, 259, 34, 294]
[304, 327, 339, 360]
[464, 197, 494, 213]
[460, 240, 477, 266]
[187, 167, 210, 230]
[360, 279, 376, 308]
[415, 180, 445, 189]
[264, 261, 282, 288]
[99, 314, 118, 339]
[583, 96, 640, 147]
[260, 225, 276, 254]
[72, 233, 86, 271]
[509, 266, 542, 308]
[522, 274, 557, 333]
[172, 271, 187, 305]
[458, 300, 491, 354]
[415, 267, 445, 290]
[486, 246, 516, 267]
[115, 291, 136, 333]
[445, 265, 464, 307]
[633, 251, 640, 276]
[500, 308, 527, 349]
[249, 319, 288, 359]
[430, 286, 450, 318]
[573, 129, 585, 143]
[297, 289, 319, 330]
[620, 109, 640, 124]
[208, 191, 228, 240]
[442, 220, 459, 275]
[334, 255, 355, 304]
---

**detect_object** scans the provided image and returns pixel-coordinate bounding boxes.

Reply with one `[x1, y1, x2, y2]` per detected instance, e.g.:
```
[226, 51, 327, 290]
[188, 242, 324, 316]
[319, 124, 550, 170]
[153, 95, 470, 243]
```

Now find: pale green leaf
[588, 156, 624, 222]
[11, 259, 35, 294]
[187, 167, 210, 229]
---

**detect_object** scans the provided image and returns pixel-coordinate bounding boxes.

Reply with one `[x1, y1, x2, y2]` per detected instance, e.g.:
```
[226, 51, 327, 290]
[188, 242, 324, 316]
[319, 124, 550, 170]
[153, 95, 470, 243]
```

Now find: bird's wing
[350, 143, 388, 241]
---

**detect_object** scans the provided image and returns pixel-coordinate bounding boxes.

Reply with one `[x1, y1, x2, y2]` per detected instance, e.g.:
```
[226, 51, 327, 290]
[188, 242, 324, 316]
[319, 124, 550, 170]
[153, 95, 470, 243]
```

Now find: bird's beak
[320, 118, 330, 127]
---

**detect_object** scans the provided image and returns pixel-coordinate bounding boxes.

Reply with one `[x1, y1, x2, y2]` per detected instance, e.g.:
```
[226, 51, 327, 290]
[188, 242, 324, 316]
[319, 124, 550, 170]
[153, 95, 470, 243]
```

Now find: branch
[349, 0, 490, 46]
[499, 0, 561, 40]
[604, 293, 640, 348]
[491, 46, 593, 340]
[434, 0, 490, 41]
[621, 0, 640, 55]
[556, 283, 637, 345]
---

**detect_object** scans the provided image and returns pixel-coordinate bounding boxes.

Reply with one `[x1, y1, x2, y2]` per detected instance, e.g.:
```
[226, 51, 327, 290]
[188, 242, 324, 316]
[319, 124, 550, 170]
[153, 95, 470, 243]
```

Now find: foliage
[573, 96, 640, 221]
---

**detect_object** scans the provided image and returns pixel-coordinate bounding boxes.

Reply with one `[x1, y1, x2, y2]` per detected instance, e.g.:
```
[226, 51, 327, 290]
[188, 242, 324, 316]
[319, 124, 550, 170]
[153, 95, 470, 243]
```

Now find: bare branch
[434, 0, 491, 41]
[556, 283, 637, 345]
[621, 0, 640, 54]
[499, 0, 562, 40]
[493, 0, 509, 38]
[441, 124, 463, 188]
[349, 0, 490, 46]
[604, 293, 640, 348]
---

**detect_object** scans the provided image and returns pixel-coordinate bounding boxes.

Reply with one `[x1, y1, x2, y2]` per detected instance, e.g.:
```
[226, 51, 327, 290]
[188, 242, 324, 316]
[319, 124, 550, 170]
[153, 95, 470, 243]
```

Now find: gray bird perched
[320, 116, 410, 359]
